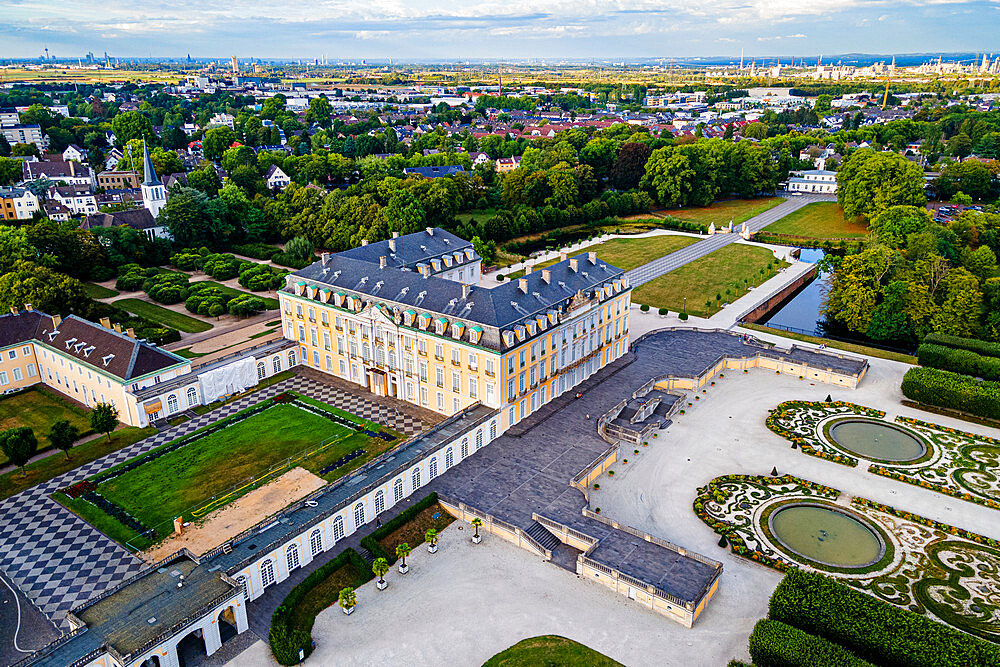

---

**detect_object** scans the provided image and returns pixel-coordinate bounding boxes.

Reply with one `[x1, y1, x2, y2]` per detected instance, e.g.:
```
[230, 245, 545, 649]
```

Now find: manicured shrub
[923, 333, 1000, 359]
[749, 619, 875, 667]
[768, 569, 1000, 667]
[640, 304, 650, 312]
[239, 263, 285, 291]
[115, 264, 153, 291]
[202, 253, 247, 280]
[679, 312, 689, 321]
[228, 294, 267, 318]
[917, 343, 1000, 381]
[143, 273, 190, 304]
[233, 242, 282, 261]
[360, 492, 439, 565]
[269, 547, 372, 665]
[271, 251, 315, 269]
[658, 308, 668, 316]
[901, 366, 1000, 420]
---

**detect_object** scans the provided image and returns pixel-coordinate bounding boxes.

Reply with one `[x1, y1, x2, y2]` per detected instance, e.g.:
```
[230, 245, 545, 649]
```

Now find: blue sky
[1, 0, 997, 60]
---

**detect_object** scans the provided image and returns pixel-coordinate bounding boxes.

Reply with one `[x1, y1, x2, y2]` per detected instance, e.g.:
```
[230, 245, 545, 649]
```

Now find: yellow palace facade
[279, 228, 631, 430]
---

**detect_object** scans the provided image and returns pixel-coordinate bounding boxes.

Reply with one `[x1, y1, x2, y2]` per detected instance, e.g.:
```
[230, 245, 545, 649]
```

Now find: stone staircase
[524, 521, 562, 553]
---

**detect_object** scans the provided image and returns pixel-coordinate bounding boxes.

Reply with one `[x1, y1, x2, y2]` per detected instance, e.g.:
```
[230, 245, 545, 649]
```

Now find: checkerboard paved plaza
[0, 375, 426, 627]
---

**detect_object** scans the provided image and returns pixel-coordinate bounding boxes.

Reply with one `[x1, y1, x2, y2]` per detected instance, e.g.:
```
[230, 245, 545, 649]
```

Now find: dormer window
[73, 342, 86, 352]
[65, 337, 78, 349]
[82, 346, 95, 357]
[48, 329, 60, 342]
[102, 353, 115, 366]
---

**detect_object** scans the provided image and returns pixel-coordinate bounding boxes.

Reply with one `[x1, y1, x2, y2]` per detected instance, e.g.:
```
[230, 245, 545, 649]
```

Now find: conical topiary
[770, 466, 778, 476]
[718, 535, 728, 548]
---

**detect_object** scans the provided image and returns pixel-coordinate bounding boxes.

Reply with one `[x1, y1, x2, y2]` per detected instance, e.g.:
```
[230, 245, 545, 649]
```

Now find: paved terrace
[428, 329, 868, 607]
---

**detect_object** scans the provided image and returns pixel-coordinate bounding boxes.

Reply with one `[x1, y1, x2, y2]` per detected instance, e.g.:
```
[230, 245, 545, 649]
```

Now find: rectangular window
[485, 358, 494, 376]
[326, 355, 333, 371]
[307, 307, 315, 320]
[26, 364, 36, 377]
[312, 351, 320, 367]
[509, 406, 515, 424]
[519, 349, 526, 366]
[519, 399, 526, 418]
[321, 311, 329, 324]
[420, 387, 428, 406]
[531, 343, 538, 362]
[453, 397, 461, 413]
[298, 325, 305, 342]
[12, 368, 22, 381]
[436, 392, 444, 410]
[0, 371, 7, 385]
[335, 315, 343, 329]
[418, 339, 427, 355]
[323, 332, 331, 350]
[519, 372, 525, 394]
[469, 378, 478, 399]
[452, 371, 460, 392]
[420, 362, 428, 382]
[540, 386, 547, 404]
[435, 343, 444, 360]
[469, 352, 477, 371]
[337, 337, 345, 354]
[310, 328, 318, 346]
[508, 379, 515, 401]
[436, 367, 444, 387]
[339, 360, 347, 375]
[507, 356, 514, 374]
[8, 350, 16, 360]
[451, 349, 460, 365]
[296, 304, 303, 317]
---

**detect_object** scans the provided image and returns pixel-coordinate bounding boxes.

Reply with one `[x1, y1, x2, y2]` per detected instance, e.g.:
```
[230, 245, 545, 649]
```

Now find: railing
[532, 513, 599, 549]
[581, 509, 722, 569]
[579, 554, 693, 610]
[570, 443, 619, 495]
[123, 588, 240, 662]
[439, 496, 552, 559]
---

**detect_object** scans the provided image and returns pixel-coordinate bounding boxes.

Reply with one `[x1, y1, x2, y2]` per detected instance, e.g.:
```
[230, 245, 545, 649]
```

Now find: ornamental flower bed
[61, 480, 96, 499]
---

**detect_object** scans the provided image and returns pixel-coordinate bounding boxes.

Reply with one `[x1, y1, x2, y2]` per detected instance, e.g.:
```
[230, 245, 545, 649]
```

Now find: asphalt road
[626, 193, 836, 287]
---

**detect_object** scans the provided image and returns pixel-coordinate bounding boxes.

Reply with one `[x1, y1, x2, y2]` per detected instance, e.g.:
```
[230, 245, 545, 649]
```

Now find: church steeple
[141, 139, 160, 186]
[140, 139, 166, 218]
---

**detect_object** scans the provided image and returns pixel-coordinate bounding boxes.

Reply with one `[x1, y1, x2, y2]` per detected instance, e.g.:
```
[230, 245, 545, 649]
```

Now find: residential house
[49, 184, 98, 216]
[83, 207, 171, 241]
[786, 169, 838, 194]
[97, 170, 141, 190]
[495, 156, 521, 173]
[1, 124, 46, 149]
[22, 160, 94, 189]
[0, 187, 39, 221]
[265, 164, 291, 190]
[62, 144, 88, 162]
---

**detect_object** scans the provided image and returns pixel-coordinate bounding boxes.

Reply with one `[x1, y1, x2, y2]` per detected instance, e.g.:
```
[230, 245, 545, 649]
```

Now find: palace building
[279, 227, 632, 430]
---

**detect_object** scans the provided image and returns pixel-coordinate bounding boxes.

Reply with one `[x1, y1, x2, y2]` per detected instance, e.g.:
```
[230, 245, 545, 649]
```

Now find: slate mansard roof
[285, 229, 630, 352]
[0, 310, 187, 381]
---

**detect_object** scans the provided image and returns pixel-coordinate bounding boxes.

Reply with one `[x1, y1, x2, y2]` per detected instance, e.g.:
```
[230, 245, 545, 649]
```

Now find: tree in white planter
[372, 558, 389, 591]
[471, 517, 483, 544]
[396, 543, 412, 574]
[338, 586, 357, 615]
[425, 528, 439, 554]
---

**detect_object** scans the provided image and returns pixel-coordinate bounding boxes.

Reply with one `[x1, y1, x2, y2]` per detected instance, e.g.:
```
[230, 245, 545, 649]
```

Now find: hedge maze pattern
[694, 474, 1000, 642]
[765, 400, 886, 467]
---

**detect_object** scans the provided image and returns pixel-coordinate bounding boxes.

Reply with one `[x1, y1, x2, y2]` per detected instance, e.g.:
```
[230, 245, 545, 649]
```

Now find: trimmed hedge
[901, 366, 1000, 420]
[233, 242, 282, 261]
[360, 492, 439, 565]
[769, 569, 1000, 667]
[748, 619, 875, 667]
[269, 547, 372, 665]
[923, 333, 1000, 359]
[917, 343, 1000, 381]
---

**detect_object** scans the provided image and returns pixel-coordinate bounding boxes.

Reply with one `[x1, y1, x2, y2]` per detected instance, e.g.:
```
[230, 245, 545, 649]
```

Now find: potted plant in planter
[426, 528, 439, 553]
[338, 586, 357, 615]
[471, 517, 483, 544]
[372, 558, 389, 591]
[396, 543, 412, 574]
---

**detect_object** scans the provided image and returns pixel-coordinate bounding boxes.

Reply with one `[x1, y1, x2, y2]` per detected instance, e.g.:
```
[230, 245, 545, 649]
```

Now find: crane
[881, 75, 891, 110]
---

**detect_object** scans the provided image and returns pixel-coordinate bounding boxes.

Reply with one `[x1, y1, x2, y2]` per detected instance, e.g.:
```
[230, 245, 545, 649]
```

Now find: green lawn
[83, 283, 119, 299]
[483, 636, 622, 667]
[1, 426, 155, 501]
[191, 281, 280, 310]
[112, 298, 213, 333]
[59, 394, 403, 546]
[763, 202, 868, 239]
[506, 235, 699, 279]
[666, 197, 786, 227]
[0, 387, 93, 464]
[456, 207, 498, 224]
[633, 244, 788, 317]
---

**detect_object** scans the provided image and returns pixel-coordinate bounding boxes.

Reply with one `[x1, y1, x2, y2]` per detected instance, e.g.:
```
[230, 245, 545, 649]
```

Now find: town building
[83, 207, 171, 241]
[402, 165, 467, 178]
[21, 159, 94, 189]
[0, 186, 40, 220]
[48, 184, 98, 216]
[495, 156, 521, 173]
[278, 228, 632, 430]
[1, 124, 46, 149]
[97, 170, 141, 190]
[61, 144, 88, 162]
[786, 169, 838, 194]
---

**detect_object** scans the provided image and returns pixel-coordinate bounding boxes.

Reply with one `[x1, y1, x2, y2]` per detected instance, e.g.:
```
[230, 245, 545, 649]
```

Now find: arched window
[353, 502, 366, 529]
[166, 394, 179, 414]
[288, 350, 297, 366]
[445, 447, 454, 469]
[429, 457, 438, 479]
[332, 516, 345, 541]
[272, 356, 282, 374]
[476, 430, 483, 450]
[461, 438, 469, 459]
[309, 529, 323, 557]
[374, 489, 385, 515]
[257, 362, 266, 380]
[286, 543, 300, 572]
[237, 575, 249, 599]
[393, 478, 403, 503]
[186, 387, 198, 407]
[260, 559, 275, 588]
[411, 467, 421, 492]
[490, 421, 497, 440]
